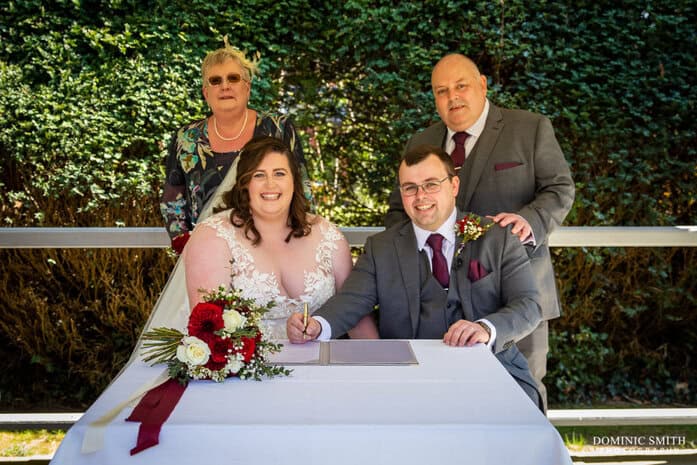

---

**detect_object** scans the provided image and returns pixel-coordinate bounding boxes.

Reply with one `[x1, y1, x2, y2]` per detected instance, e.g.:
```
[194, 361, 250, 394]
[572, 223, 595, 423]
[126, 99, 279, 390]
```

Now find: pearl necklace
[213, 110, 248, 141]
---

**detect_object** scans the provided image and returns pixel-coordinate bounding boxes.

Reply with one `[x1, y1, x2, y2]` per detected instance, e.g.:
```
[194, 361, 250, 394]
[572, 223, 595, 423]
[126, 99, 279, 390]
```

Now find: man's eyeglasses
[399, 176, 452, 196]
[207, 73, 244, 87]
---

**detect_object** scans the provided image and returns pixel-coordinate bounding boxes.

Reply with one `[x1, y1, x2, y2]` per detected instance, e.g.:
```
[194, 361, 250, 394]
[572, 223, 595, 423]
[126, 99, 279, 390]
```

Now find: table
[51, 340, 572, 465]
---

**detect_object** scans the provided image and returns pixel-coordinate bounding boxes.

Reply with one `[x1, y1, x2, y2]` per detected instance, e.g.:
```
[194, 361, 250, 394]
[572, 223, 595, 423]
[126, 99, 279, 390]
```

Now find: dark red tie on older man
[451, 132, 469, 168]
[426, 233, 449, 288]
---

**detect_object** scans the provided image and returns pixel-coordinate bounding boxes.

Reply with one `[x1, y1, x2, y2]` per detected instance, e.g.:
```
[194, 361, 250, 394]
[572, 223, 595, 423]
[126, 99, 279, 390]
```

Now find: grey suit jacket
[385, 103, 575, 320]
[314, 211, 542, 402]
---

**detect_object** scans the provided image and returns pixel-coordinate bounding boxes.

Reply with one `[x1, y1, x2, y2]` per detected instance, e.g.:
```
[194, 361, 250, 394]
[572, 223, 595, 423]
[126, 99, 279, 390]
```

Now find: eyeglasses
[399, 176, 452, 196]
[207, 73, 244, 87]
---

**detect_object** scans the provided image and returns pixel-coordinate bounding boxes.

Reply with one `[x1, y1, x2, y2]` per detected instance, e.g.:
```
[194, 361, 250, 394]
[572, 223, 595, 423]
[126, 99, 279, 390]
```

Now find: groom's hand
[443, 319, 490, 347]
[287, 313, 321, 343]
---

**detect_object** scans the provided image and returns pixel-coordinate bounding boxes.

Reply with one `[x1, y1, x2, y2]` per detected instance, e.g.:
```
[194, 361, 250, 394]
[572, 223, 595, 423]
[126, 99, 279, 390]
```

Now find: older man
[289, 145, 543, 409]
[385, 54, 575, 408]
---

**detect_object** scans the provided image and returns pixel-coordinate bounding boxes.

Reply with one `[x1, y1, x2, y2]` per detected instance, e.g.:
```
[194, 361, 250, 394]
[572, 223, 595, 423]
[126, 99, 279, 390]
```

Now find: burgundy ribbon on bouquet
[125, 378, 188, 455]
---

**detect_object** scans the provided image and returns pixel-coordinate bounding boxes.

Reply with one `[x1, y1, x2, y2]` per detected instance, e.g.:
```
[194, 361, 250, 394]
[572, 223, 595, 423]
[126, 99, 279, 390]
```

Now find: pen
[302, 302, 309, 335]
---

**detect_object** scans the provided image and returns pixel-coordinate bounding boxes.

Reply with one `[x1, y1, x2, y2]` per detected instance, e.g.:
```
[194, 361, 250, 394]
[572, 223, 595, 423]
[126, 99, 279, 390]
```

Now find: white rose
[223, 309, 246, 332]
[176, 336, 211, 366]
[227, 359, 244, 374]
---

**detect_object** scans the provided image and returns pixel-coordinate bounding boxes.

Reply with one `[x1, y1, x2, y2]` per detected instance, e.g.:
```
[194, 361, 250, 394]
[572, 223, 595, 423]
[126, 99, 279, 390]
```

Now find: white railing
[1, 225, 696, 248]
[4, 408, 697, 429]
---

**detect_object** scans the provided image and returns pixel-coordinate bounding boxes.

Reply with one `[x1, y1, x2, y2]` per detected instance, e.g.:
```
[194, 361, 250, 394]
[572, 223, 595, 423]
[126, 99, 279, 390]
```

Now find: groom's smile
[399, 153, 459, 232]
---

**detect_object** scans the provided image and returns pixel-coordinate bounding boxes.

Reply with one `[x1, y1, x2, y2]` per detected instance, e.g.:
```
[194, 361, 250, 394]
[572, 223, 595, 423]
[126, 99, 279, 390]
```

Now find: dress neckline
[228, 217, 311, 302]
[204, 113, 260, 156]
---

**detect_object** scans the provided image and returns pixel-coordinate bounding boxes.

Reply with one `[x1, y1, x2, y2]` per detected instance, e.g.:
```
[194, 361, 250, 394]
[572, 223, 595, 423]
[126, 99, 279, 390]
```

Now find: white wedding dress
[196, 211, 342, 339]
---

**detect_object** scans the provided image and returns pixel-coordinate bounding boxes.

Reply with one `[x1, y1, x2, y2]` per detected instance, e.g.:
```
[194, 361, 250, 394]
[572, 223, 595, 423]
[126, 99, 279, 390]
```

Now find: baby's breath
[454, 214, 493, 256]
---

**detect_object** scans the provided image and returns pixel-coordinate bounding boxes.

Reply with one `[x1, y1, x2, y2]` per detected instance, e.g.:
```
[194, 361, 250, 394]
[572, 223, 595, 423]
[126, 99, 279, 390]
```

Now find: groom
[287, 145, 542, 408]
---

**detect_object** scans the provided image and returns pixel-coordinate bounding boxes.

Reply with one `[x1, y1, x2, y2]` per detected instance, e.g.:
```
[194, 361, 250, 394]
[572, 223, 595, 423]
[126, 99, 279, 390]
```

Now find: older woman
[160, 37, 310, 253]
[184, 136, 377, 339]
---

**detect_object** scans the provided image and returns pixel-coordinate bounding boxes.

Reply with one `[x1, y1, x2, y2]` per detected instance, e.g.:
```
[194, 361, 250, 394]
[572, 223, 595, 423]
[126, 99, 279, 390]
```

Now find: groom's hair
[219, 136, 312, 246]
[401, 144, 456, 178]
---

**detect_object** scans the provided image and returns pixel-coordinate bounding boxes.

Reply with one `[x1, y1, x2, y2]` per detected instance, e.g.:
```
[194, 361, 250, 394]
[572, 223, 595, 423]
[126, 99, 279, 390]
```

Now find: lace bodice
[198, 212, 343, 339]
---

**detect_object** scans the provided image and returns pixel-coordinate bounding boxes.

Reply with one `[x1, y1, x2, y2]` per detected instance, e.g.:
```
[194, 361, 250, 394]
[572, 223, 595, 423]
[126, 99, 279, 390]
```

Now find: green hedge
[1, 0, 695, 408]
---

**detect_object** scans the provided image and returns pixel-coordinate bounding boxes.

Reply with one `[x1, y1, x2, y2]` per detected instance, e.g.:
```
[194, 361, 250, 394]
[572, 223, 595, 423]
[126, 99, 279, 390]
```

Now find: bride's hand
[286, 313, 321, 343]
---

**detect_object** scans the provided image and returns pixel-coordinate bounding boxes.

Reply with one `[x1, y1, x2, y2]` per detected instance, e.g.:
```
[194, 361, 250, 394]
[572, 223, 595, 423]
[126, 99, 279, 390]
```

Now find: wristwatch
[476, 321, 492, 340]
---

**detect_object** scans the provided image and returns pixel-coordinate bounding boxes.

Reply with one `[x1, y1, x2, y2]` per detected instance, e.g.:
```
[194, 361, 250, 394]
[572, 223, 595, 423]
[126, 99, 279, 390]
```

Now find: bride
[183, 135, 378, 339]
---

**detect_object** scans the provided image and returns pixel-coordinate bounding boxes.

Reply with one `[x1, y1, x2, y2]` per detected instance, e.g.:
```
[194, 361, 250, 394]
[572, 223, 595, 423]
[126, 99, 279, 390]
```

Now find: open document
[268, 339, 418, 366]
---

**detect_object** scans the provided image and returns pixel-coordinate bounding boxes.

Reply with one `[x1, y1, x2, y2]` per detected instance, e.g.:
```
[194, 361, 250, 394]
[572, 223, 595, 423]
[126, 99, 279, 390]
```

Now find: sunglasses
[207, 73, 244, 86]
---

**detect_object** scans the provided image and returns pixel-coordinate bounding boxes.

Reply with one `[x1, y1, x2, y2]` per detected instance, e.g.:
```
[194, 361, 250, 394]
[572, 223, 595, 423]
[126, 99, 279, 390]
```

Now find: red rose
[456, 217, 468, 234]
[205, 335, 233, 371]
[236, 336, 257, 363]
[171, 232, 191, 255]
[188, 302, 224, 345]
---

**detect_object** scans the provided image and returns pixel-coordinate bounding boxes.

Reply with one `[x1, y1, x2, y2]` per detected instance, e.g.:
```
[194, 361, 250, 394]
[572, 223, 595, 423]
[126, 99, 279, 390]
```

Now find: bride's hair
[218, 136, 312, 245]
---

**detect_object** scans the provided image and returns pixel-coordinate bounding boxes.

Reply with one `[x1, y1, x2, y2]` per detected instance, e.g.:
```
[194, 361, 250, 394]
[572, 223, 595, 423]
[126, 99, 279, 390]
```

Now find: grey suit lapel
[394, 223, 421, 337]
[458, 104, 504, 210]
[449, 210, 475, 322]
[437, 123, 448, 149]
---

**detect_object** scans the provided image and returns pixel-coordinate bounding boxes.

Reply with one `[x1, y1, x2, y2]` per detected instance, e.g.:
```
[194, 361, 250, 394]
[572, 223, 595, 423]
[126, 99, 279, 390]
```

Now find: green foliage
[550, 246, 697, 405]
[0, 0, 695, 408]
[0, 246, 173, 408]
[549, 326, 613, 404]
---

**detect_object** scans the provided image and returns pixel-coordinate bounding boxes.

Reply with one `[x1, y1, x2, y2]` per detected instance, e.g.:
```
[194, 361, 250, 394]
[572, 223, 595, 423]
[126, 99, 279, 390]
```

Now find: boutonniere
[454, 214, 493, 256]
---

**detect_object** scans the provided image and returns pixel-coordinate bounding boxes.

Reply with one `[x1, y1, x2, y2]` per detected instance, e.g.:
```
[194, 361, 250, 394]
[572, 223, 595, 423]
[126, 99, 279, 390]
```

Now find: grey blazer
[385, 103, 575, 320]
[315, 211, 542, 405]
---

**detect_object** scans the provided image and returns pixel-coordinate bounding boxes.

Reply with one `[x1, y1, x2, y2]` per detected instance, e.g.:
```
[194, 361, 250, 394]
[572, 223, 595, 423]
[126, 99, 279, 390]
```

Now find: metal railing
[3, 408, 697, 430]
[1, 225, 696, 248]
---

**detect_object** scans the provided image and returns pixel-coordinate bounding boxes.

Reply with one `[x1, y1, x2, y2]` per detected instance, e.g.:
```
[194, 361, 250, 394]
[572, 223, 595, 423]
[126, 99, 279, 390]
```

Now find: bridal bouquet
[140, 286, 290, 384]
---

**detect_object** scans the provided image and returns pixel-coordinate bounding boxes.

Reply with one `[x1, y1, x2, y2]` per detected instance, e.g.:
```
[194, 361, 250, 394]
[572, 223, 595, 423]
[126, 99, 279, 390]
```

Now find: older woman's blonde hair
[201, 35, 259, 84]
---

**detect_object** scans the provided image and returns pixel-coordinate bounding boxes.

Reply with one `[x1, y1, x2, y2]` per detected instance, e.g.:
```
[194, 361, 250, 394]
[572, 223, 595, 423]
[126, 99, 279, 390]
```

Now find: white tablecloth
[51, 340, 571, 465]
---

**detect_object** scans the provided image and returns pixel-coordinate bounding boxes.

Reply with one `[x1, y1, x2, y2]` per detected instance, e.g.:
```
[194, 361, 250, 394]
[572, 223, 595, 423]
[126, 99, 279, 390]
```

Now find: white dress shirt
[444, 99, 490, 159]
[412, 207, 458, 273]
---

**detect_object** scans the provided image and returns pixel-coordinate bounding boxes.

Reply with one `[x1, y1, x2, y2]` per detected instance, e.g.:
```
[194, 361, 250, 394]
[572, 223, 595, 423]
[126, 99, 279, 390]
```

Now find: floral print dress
[160, 113, 311, 240]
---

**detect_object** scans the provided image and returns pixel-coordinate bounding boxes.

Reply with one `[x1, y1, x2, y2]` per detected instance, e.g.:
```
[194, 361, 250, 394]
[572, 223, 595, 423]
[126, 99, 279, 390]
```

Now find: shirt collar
[445, 98, 490, 141]
[413, 208, 458, 251]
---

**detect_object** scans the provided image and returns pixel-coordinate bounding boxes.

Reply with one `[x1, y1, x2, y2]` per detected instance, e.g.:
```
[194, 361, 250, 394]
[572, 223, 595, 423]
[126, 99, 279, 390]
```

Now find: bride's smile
[248, 152, 293, 218]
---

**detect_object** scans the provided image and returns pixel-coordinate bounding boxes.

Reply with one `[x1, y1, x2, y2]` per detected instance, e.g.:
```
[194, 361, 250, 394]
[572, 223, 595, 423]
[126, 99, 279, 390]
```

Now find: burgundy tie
[426, 233, 449, 288]
[451, 132, 469, 168]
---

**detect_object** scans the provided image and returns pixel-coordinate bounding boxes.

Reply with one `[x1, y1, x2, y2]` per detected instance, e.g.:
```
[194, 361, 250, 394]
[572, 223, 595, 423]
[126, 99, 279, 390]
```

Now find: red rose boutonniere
[454, 214, 493, 256]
